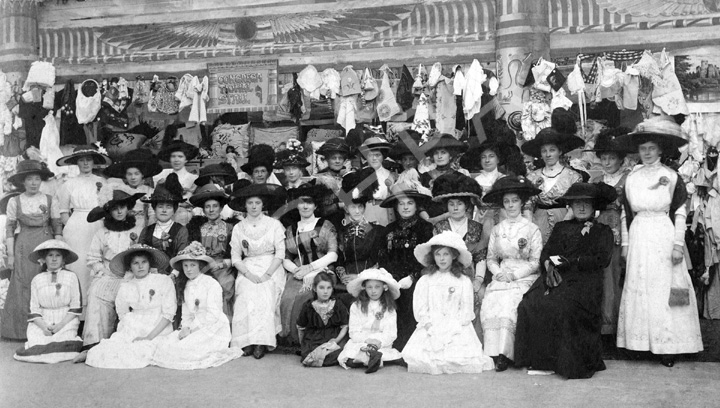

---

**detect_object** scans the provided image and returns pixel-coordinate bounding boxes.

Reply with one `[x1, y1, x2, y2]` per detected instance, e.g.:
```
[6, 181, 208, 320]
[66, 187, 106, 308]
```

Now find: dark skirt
[394, 284, 417, 352]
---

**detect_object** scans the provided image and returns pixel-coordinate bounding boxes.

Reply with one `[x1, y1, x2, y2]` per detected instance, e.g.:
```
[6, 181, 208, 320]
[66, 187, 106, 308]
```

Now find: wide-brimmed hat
[388, 130, 423, 162]
[103, 148, 163, 179]
[142, 173, 185, 204]
[520, 127, 585, 158]
[414, 230, 473, 268]
[0, 191, 22, 215]
[157, 139, 199, 162]
[616, 115, 688, 154]
[28, 239, 79, 265]
[379, 183, 432, 208]
[431, 172, 482, 202]
[169, 241, 214, 272]
[557, 182, 618, 211]
[109, 244, 170, 276]
[285, 180, 331, 207]
[189, 183, 230, 208]
[421, 133, 469, 157]
[459, 140, 515, 170]
[229, 183, 287, 212]
[88, 189, 146, 222]
[359, 136, 392, 153]
[482, 175, 541, 206]
[341, 167, 379, 204]
[584, 127, 631, 157]
[56, 144, 113, 167]
[241, 144, 276, 174]
[316, 138, 351, 158]
[346, 268, 401, 299]
[274, 149, 310, 169]
[194, 162, 238, 187]
[7, 160, 54, 187]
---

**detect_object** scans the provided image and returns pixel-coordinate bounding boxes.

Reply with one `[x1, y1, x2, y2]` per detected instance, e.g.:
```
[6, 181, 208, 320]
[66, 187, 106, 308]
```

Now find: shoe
[660, 356, 675, 367]
[495, 355, 510, 372]
[345, 359, 365, 369]
[242, 346, 254, 357]
[365, 350, 383, 374]
[72, 350, 88, 364]
[253, 345, 266, 359]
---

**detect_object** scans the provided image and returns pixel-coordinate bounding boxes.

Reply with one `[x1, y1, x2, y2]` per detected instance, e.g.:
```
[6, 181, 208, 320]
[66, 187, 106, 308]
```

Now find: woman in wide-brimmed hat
[275, 139, 310, 190]
[522, 127, 585, 244]
[229, 183, 288, 359]
[241, 144, 283, 186]
[13, 240, 83, 364]
[315, 137, 352, 228]
[514, 181, 616, 379]
[478, 175, 542, 372]
[357, 136, 396, 227]
[154, 139, 200, 226]
[419, 133, 470, 224]
[85, 244, 175, 369]
[185, 183, 235, 319]
[1, 160, 63, 340]
[402, 231, 495, 374]
[56, 145, 112, 319]
[375, 183, 433, 351]
[615, 116, 703, 367]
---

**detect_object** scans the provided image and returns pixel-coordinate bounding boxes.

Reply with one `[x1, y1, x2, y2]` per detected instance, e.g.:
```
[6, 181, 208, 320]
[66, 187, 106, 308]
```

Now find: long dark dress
[338, 219, 385, 277]
[376, 215, 433, 351]
[296, 298, 349, 366]
[514, 218, 613, 379]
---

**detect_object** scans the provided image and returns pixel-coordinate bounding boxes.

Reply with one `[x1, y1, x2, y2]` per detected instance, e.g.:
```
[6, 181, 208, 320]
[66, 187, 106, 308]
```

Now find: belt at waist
[636, 211, 669, 217]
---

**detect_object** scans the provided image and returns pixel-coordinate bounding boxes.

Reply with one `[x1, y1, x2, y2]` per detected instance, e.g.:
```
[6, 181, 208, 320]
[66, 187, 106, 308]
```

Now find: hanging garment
[411, 93, 431, 136]
[652, 49, 689, 116]
[53, 80, 85, 145]
[340, 66, 361, 97]
[337, 95, 357, 134]
[320, 68, 341, 99]
[298, 65, 324, 100]
[520, 89, 551, 141]
[188, 76, 209, 126]
[175, 74, 195, 112]
[361, 68, 378, 101]
[463, 59, 486, 121]
[396, 65, 415, 110]
[23, 61, 55, 91]
[435, 79, 457, 135]
[376, 71, 401, 122]
[17, 101, 48, 149]
[623, 66, 640, 111]
[531, 58, 556, 93]
[412, 64, 427, 95]
[39, 112, 66, 176]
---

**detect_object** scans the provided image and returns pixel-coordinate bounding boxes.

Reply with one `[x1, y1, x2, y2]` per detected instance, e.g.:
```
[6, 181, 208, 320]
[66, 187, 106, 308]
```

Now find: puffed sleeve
[5, 196, 17, 238]
[510, 225, 542, 280]
[459, 276, 475, 324]
[412, 275, 430, 327]
[67, 272, 82, 315]
[273, 220, 286, 260]
[27, 274, 42, 321]
[56, 181, 71, 214]
[115, 282, 133, 320]
[230, 223, 243, 269]
[159, 275, 177, 322]
[347, 302, 364, 341]
[486, 227, 501, 276]
[377, 309, 398, 348]
[86, 230, 106, 276]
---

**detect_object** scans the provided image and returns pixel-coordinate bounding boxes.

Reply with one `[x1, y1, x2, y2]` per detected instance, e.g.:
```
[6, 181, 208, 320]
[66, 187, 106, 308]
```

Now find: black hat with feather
[142, 173, 185, 204]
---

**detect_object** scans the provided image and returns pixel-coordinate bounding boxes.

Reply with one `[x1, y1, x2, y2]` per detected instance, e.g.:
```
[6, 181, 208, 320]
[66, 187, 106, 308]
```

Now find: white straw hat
[413, 230, 473, 268]
[346, 268, 401, 299]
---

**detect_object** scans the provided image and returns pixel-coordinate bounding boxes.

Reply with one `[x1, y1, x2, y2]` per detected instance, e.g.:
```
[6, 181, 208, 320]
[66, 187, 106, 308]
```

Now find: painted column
[0, 0, 39, 81]
[494, 0, 550, 114]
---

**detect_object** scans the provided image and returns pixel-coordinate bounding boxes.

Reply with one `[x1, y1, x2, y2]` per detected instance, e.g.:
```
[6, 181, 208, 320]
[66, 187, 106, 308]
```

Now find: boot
[365, 350, 383, 374]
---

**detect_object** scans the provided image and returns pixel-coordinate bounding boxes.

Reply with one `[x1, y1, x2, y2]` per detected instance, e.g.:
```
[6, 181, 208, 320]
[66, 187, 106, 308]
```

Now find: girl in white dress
[86, 245, 174, 369]
[152, 242, 237, 370]
[14, 240, 83, 363]
[339, 268, 402, 373]
[402, 231, 495, 375]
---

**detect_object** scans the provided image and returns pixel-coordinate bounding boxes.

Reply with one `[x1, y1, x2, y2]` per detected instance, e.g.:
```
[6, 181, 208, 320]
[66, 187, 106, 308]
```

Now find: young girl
[296, 272, 349, 367]
[338, 268, 403, 373]
[152, 242, 236, 370]
[14, 240, 83, 363]
[402, 231, 495, 374]
[85, 245, 175, 369]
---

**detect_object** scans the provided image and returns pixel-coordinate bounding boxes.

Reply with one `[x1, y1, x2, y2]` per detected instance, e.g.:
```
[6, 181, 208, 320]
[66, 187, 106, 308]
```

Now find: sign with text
[207, 59, 278, 113]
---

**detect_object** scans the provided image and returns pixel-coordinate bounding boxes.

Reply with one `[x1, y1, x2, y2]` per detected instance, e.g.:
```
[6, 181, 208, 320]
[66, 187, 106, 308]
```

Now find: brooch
[130, 232, 138, 242]
[242, 240, 249, 249]
[149, 289, 155, 302]
[218, 234, 226, 242]
[581, 221, 593, 236]
[55, 283, 62, 296]
[518, 238, 527, 249]
[194, 298, 200, 312]
[448, 287, 455, 294]
[649, 176, 671, 190]
[375, 311, 384, 320]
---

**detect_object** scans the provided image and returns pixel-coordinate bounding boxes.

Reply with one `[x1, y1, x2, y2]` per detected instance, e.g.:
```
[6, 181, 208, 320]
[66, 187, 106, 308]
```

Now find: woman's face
[400, 154, 418, 171]
[326, 153, 347, 172]
[346, 203, 365, 222]
[44, 249, 64, 271]
[366, 150, 384, 170]
[284, 165, 302, 183]
[481, 149, 500, 172]
[203, 199, 222, 221]
[364, 279, 386, 301]
[169, 152, 187, 171]
[314, 280, 333, 302]
[252, 166, 269, 184]
[447, 198, 467, 221]
[76, 156, 95, 174]
[541, 144, 561, 167]
[434, 247, 456, 271]
[571, 199, 595, 221]
[125, 167, 144, 188]
[600, 152, 623, 175]
[245, 196, 264, 217]
[396, 197, 417, 219]
[433, 148, 452, 167]
[297, 197, 316, 219]
[130, 254, 151, 280]
[503, 193, 523, 218]
[110, 204, 128, 221]
[182, 260, 201, 281]
[638, 141, 662, 164]
[23, 174, 42, 195]
[155, 202, 175, 223]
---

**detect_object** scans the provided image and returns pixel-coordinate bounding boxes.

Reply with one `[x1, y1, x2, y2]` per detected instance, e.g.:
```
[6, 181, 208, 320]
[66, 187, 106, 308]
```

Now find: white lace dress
[338, 300, 402, 368]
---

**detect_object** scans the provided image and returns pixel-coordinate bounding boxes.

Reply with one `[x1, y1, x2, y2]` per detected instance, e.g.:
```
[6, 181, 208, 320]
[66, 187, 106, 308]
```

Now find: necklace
[541, 166, 564, 179]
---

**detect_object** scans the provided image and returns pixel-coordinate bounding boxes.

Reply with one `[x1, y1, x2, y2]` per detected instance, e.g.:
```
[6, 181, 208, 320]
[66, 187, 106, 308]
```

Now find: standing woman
[616, 117, 703, 367]
[419, 134, 469, 225]
[2, 160, 62, 340]
[193, 162, 239, 221]
[154, 139, 200, 226]
[522, 128, 585, 244]
[56, 145, 112, 318]
[103, 148, 163, 230]
[314, 138, 352, 229]
[229, 183, 287, 359]
[376, 184, 433, 351]
[358, 137, 396, 227]
[279, 182, 338, 344]
[479, 176, 542, 372]
[275, 146, 310, 227]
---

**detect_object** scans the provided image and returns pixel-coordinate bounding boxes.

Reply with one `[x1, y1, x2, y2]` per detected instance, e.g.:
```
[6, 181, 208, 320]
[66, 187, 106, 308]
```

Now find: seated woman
[401, 231, 495, 374]
[14, 240, 83, 363]
[152, 242, 237, 370]
[154, 140, 200, 226]
[478, 176, 542, 372]
[280, 181, 338, 345]
[86, 245, 175, 369]
[296, 272, 349, 367]
[514, 182, 616, 379]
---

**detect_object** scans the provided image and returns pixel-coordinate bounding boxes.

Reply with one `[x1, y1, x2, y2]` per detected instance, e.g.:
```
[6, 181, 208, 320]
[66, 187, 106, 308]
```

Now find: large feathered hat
[103, 148, 163, 179]
[341, 167, 379, 205]
[142, 173, 185, 204]
[557, 181, 618, 211]
[431, 172, 482, 202]
[285, 179, 331, 207]
[194, 162, 238, 186]
[87, 189, 146, 222]
[241, 144, 276, 174]
[585, 126, 631, 157]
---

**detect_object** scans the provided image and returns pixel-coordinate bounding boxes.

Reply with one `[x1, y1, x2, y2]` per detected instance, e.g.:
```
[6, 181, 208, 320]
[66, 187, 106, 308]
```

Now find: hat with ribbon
[8, 160, 54, 188]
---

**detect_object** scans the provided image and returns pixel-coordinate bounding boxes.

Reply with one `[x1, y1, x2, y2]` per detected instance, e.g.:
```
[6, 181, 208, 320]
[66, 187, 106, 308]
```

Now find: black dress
[296, 298, 349, 366]
[377, 215, 434, 351]
[514, 219, 614, 379]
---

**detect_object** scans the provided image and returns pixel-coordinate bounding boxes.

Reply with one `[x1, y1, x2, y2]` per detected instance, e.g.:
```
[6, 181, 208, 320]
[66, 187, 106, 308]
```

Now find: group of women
[2, 113, 703, 378]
